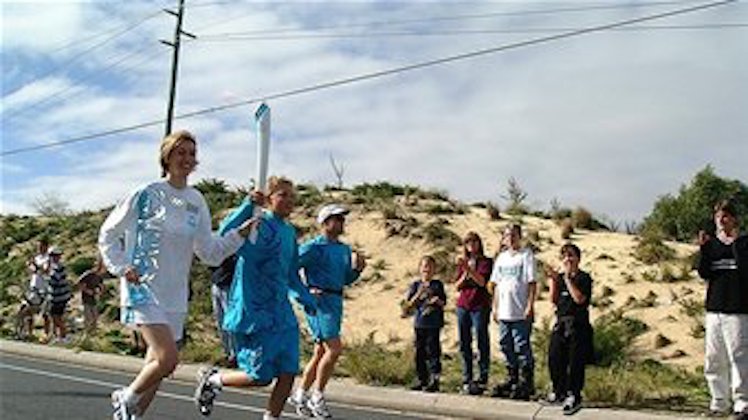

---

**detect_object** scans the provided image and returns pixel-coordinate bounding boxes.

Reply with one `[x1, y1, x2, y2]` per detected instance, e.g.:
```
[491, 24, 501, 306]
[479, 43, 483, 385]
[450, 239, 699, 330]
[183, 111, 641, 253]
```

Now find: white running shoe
[194, 366, 220, 417]
[289, 391, 312, 417]
[307, 395, 332, 419]
[111, 388, 134, 420]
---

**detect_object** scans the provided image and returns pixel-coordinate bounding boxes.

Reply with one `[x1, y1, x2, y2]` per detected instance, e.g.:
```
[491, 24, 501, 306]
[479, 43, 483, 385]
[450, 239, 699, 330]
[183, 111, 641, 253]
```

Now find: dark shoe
[733, 412, 748, 420]
[424, 378, 440, 393]
[563, 394, 582, 416]
[410, 381, 426, 391]
[461, 382, 483, 395]
[510, 385, 531, 401]
[490, 381, 515, 398]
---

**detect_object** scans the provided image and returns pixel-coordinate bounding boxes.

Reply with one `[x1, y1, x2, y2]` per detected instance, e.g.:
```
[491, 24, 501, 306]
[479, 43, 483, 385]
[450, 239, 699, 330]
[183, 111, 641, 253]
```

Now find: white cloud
[2, 1, 747, 222]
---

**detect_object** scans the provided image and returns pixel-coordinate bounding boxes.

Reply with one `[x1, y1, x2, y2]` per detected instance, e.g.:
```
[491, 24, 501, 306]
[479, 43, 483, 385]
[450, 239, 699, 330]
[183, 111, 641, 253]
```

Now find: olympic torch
[250, 102, 271, 244]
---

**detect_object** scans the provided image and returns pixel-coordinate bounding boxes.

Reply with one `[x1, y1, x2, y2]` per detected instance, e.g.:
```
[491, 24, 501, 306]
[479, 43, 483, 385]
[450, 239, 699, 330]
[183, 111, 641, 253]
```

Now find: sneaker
[461, 382, 482, 395]
[194, 366, 220, 416]
[562, 394, 582, 416]
[289, 392, 312, 417]
[733, 412, 748, 420]
[545, 390, 565, 405]
[410, 381, 425, 391]
[307, 395, 332, 419]
[424, 378, 440, 393]
[111, 388, 134, 420]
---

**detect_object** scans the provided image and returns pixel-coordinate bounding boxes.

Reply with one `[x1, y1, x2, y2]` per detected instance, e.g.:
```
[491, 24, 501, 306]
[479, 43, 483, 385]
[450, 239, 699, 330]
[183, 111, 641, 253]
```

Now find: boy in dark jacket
[403, 255, 446, 392]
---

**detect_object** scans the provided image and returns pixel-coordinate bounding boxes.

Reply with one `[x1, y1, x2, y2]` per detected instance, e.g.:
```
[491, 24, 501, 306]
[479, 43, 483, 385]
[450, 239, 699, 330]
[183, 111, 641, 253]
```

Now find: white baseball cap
[317, 204, 349, 224]
[48, 246, 63, 255]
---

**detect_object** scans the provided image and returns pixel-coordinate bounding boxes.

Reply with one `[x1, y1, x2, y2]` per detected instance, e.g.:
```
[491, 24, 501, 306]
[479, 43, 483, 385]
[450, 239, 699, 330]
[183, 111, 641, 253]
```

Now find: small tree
[31, 191, 70, 216]
[329, 153, 345, 190]
[502, 176, 528, 215]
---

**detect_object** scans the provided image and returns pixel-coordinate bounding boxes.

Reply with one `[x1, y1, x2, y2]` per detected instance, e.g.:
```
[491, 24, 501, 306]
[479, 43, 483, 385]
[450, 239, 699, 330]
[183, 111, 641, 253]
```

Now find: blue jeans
[457, 306, 490, 384]
[498, 319, 534, 370]
[211, 284, 235, 359]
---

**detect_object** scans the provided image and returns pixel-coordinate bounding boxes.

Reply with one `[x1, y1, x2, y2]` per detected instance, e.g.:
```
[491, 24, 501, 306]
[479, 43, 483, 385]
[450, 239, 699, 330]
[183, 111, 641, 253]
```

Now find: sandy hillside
[306, 200, 705, 371]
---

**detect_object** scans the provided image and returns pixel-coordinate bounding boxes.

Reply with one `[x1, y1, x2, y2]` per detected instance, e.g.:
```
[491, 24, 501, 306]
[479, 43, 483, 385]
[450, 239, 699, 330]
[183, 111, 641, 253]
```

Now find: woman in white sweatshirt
[99, 130, 253, 420]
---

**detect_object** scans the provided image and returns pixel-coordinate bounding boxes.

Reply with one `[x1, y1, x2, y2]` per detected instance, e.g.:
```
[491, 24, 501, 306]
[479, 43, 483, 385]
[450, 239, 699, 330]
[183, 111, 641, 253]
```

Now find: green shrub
[486, 203, 501, 220]
[643, 166, 748, 241]
[337, 333, 414, 386]
[634, 228, 676, 264]
[593, 310, 648, 366]
[68, 255, 96, 276]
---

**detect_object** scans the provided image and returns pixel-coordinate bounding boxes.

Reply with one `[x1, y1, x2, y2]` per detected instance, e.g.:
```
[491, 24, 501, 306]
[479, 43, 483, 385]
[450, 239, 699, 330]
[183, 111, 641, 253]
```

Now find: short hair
[420, 255, 436, 267]
[714, 198, 738, 219]
[159, 130, 196, 177]
[504, 223, 522, 237]
[560, 243, 581, 259]
[266, 176, 294, 196]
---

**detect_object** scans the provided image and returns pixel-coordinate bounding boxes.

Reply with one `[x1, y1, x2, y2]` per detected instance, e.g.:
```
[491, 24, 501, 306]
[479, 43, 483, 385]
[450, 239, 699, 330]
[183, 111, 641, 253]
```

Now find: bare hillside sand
[322, 206, 704, 371]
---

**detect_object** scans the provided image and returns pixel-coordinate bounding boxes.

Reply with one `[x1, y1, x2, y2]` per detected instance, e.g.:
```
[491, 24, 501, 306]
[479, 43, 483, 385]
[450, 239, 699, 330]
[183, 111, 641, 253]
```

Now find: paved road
[0, 352, 448, 420]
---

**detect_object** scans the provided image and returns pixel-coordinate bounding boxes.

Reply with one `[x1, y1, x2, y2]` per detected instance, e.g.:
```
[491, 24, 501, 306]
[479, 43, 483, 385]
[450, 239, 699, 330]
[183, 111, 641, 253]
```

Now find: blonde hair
[159, 130, 196, 177]
[266, 176, 294, 196]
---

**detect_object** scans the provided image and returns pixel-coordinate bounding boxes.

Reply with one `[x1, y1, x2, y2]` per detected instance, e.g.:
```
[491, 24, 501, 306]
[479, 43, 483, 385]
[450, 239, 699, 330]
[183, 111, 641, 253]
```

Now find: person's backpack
[210, 255, 237, 289]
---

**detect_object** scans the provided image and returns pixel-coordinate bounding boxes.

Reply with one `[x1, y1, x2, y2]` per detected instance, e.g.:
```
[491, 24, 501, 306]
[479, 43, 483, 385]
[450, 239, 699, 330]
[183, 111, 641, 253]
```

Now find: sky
[2, 0, 747, 223]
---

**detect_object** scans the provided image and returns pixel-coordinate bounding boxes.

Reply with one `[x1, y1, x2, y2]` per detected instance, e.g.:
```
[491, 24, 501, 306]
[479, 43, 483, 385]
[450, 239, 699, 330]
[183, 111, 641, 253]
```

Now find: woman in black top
[697, 199, 748, 419]
[546, 243, 593, 416]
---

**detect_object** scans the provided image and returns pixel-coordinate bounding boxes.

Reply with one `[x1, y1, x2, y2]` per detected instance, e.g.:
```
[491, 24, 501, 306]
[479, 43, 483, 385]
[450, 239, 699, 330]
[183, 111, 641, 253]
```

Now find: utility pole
[161, 0, 196, 136]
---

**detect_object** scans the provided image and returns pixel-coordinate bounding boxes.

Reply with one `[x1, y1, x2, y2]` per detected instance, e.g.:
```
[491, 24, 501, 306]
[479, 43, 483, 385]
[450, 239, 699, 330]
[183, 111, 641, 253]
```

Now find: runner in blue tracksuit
[194, 177, 317, 420]
[290, 204, 366, 419]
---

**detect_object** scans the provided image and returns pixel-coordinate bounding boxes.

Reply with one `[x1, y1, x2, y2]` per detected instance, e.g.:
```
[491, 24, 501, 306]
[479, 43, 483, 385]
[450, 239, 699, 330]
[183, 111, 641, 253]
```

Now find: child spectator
[47, 247, 72, 343]
[454, 231, 493, 395]
[546, 243, 594, 415]
[78, 257, 105, 332]
[403, 255, 446, 392]
[489, 224, 537, 400]
[28, 238, 52, 339]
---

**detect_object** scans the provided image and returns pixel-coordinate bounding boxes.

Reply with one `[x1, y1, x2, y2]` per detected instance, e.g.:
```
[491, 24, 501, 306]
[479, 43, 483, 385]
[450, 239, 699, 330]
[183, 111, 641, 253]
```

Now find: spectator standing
[697, 199, 748, 420]
[489, 224, 537, 400]
[47, 247, 72, 343]
[454, 231, 493, 395]
[403, 256, 446, 392]
[78, 257, 105, 332]
[546, 243, 594, 415]
[28, 238, 52, 339]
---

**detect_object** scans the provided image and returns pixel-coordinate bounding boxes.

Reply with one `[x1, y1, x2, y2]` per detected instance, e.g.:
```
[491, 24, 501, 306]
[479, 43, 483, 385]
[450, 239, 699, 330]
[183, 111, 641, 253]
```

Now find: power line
[1, 0, 737, 157]
[4, 47, 166, 123]
[192, 23, 748, 42]
[3, 8, 164, 119]
[195, 1, 696, 37]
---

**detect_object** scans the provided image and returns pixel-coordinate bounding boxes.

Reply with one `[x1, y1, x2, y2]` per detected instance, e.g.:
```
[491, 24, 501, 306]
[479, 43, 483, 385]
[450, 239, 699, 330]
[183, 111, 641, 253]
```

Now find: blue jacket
[219, 199, 316, 334]
[299, 234, 361, 316]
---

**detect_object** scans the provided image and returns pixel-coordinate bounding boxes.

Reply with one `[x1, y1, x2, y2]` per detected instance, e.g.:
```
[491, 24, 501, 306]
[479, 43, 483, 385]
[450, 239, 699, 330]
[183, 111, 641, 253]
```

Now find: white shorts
[121, 304, 187, 342]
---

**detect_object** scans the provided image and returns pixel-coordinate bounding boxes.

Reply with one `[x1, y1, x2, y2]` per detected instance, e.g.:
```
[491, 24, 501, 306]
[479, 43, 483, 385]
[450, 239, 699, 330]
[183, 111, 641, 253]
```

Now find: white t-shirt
[490, 248, 536, 321]
[98, 181, 244, 313]
[29, 253, 50, 290]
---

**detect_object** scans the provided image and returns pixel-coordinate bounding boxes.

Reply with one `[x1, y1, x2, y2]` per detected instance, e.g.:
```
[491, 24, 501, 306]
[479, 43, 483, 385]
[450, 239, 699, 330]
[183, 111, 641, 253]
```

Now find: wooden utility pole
[161, 0, 195, 136]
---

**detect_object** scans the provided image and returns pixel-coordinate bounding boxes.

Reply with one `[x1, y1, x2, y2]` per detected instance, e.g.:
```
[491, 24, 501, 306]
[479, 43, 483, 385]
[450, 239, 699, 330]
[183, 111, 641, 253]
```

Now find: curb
[0, 339, 694, 419]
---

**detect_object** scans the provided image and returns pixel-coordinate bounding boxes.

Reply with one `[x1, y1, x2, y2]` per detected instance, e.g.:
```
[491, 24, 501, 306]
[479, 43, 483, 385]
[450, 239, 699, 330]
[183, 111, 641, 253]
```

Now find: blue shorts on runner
[234, 328, 299, 383]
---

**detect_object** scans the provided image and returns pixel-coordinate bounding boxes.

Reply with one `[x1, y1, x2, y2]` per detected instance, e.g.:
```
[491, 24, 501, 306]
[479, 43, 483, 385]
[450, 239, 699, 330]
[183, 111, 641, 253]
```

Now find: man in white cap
[290, 204, 366, 418]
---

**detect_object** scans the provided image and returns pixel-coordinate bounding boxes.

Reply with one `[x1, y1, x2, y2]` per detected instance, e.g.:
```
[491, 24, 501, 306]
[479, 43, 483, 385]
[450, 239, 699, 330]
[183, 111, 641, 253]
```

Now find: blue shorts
[305, 295, 343, 342]
[234, 328, 299, 383]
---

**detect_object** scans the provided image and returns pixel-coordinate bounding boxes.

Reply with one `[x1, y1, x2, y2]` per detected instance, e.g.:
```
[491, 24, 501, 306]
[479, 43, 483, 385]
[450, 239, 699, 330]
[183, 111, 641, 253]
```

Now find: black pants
[548, 318, 591, 398]
[415, 328, 442, 383]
